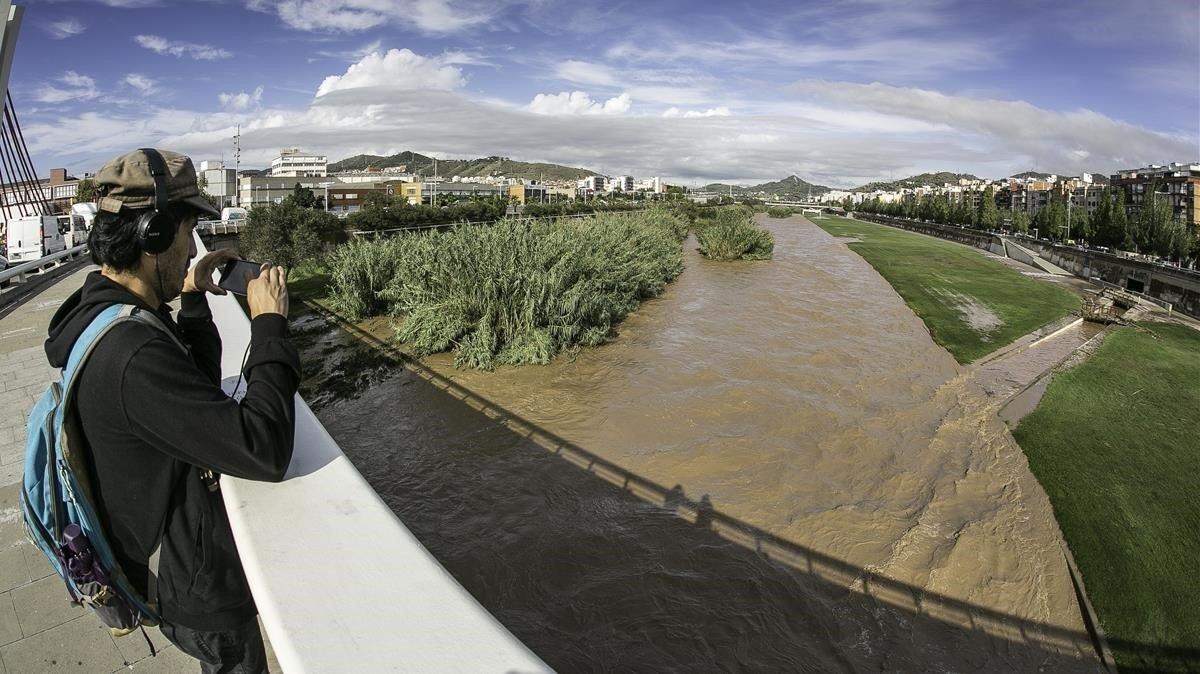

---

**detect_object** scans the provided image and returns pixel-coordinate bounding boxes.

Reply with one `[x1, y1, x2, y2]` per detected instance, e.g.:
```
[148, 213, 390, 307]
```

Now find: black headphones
[136, 148, 176, 255]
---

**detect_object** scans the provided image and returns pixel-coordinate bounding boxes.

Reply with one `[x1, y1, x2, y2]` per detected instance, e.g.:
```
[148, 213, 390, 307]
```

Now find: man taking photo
[43, 148, 299, 672]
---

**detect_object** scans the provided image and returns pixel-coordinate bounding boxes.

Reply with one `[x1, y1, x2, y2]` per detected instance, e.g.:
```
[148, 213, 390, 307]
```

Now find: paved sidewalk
[0, 267, 275, 672]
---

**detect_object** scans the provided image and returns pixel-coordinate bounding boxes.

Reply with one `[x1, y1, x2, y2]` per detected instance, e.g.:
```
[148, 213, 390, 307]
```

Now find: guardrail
[196, 220, 244, 235]
[196, 231, 548, 672]
[0, 244, 87, 285]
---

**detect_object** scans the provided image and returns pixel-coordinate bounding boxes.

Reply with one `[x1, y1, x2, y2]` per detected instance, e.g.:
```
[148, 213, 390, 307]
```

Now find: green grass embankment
[1012, 323, 1200, 672]
[810, 215, 1078, 363]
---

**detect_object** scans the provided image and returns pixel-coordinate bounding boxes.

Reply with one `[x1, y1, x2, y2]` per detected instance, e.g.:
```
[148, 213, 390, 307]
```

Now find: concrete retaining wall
[1017, 239, 1200, 318]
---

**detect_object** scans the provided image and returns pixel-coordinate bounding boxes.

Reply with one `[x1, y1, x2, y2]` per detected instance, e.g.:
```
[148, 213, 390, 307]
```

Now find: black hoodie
[45, 272, 300, 631]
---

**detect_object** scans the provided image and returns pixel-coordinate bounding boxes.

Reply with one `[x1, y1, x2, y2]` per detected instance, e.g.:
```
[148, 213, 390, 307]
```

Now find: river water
[311, 215, 1100, 671]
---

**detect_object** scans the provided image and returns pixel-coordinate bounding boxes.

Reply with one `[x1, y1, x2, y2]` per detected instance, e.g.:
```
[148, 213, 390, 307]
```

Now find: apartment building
[1111, 162, 1200, 229]
[270, 148, 328, 177]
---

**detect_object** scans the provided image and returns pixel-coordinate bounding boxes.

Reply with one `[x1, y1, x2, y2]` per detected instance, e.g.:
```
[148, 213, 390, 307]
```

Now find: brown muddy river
[307, 215, 1100, 672]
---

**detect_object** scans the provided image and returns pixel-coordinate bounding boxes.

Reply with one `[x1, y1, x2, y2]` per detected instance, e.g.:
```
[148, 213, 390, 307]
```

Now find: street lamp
[319, 182, 334, 213]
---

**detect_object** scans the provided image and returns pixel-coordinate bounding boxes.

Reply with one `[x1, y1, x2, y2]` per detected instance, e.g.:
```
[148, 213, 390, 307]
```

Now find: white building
[609, 175, 634, 192]
[270, 148, 327, 177]
[640, 176, 666, 193]
[577, 176, 606, 192]
[198, 160, 238, 208]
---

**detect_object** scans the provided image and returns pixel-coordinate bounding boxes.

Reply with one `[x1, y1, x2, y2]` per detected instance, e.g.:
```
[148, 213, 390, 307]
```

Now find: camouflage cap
[94, 149, 220, 218]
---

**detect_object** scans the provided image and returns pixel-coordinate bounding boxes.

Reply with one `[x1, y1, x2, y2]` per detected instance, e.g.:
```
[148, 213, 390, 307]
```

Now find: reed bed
[328, 208, 688, 369]
[694, 207, 775, 260]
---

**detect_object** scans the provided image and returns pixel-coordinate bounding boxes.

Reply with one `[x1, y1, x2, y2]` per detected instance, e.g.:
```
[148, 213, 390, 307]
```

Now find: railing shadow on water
[305, 299, 1197, 673]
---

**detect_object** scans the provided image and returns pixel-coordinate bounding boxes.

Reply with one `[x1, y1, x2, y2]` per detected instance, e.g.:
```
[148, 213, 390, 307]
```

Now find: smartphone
[217, 259, 263, 296]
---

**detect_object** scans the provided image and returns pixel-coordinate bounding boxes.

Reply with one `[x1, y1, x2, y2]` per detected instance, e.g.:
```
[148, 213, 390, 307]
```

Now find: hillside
[702, 174, 831, 198]
[854, 172, 981, 192]
[747, 174, 831, 198]
[1010, 171, 1054, 180]
[328, 151, 598, 181]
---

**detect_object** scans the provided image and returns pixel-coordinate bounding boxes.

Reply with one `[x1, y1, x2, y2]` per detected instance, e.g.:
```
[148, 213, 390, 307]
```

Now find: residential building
[508, 183, 548, 205]
[1111, 162, 1200, 229]
[577, 176, 606, 192]
[270, 148, 327, 177]
[1, 168, 81, 219]
[609, 176, 634, 192]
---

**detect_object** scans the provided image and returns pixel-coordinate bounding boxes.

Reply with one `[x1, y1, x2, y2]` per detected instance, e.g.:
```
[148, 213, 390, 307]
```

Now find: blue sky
[8, 0, 1199, 187]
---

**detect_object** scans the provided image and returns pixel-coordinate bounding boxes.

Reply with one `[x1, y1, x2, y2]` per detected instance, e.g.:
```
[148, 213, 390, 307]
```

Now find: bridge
[0, 236, 549, 672]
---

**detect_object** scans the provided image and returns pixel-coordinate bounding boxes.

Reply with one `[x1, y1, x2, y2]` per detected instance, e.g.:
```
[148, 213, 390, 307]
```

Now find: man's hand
[184, 249, 240, 295]
[247, 264, 289, 318]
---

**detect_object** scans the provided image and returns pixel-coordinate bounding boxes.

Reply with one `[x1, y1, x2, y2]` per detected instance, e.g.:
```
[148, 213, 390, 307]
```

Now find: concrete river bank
[300, 216, 1100, 671]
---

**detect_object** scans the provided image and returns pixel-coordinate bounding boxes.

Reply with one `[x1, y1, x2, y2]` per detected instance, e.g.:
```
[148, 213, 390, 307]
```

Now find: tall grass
[694, 207, 775, 260]
[327, 236, 408, 319]
[766, 206, 793, 218]
[327, 208, 688, 370]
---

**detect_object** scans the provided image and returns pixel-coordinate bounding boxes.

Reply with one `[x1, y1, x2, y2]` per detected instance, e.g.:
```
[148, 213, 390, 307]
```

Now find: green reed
[694, 206, 775, 260]
[328, 208, 688, 370]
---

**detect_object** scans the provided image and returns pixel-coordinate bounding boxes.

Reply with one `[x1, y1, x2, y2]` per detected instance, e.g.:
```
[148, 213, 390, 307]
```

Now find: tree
[977, 186, 1000, 230]
[195, 174, 221, 214]
[1091, 189, 1113, 246]
[75, 177, 97, 203]
[1011, 209, 1030, 234]
[1134, 181, 1173, 255]
[951, 198, 973, 226]
[240, 202, 345, 273]
[1111, 189, 1131, 250]
[285, 182, 318, 209]
[1037, 197, 1067, 240]
[931, 194, 950, 224]
[1070, 207, 1093, 243]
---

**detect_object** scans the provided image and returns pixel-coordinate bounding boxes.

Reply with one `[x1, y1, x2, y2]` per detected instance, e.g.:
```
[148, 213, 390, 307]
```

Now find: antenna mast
[232, 124, 241, 207]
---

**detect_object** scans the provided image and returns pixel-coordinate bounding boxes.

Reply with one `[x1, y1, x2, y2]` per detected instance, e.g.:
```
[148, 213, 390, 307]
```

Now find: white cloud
[45, 19, 86, 39]
[35, 71, 99, 103]
[134, 34, 231, 60]
[789, 79, 1196, 175]
[554, 60, 619, 87]
[315, 48, 466, 96]
[247, 0, 497, 35]
[662, 106, 730, 118]
[123, 73, 157, 93]
[528, 91, 631, 116]
[219, 86, 265, 112]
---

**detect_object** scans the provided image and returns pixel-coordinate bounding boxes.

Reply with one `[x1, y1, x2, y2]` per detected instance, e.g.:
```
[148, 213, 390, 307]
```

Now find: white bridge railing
[198, 233, 549, 673]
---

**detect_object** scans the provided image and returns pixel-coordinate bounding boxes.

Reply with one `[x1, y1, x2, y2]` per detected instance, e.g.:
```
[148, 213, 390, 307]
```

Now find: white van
[5, 215, 67, 263]
[71, 202, 97, 231]
[220, 207, 248, 224]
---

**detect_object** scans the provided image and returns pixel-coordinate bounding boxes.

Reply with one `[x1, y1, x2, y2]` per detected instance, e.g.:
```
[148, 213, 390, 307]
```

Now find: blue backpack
[20, 303, 185, 644]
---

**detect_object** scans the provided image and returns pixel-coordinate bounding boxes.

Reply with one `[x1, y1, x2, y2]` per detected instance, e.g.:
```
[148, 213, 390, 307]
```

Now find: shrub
[325, 208, 687, 369]
[240, 203, 346, 271]
[766, 206, 793, 218]
[694, 207, 774, 260]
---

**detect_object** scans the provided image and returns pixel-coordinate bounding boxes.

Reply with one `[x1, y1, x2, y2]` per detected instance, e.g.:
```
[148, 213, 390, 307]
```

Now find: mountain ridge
[328, 151, 599, 181]
[702, 174, 832, 198]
